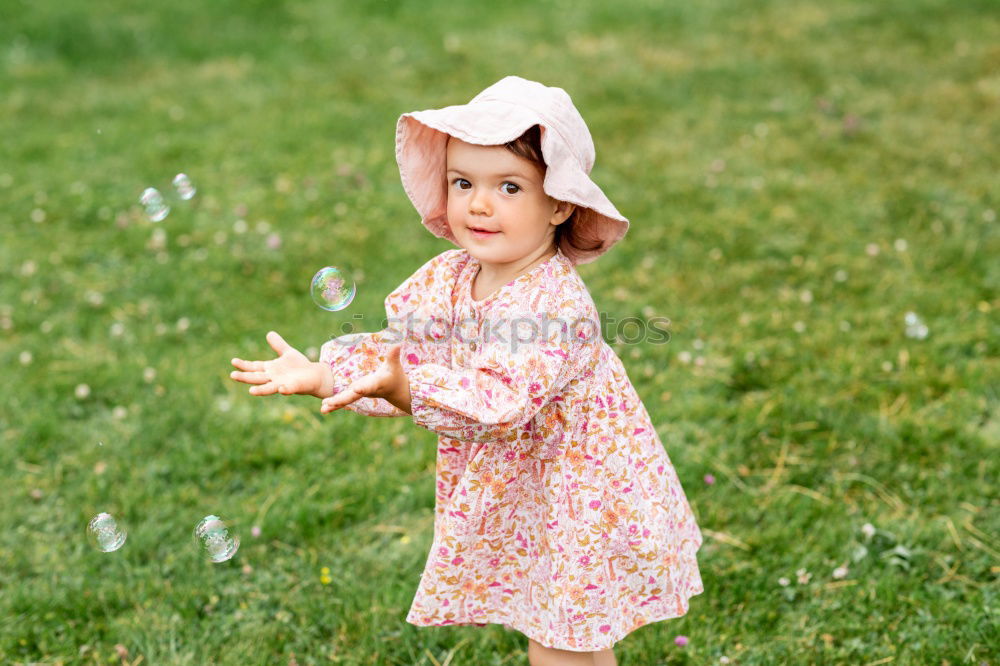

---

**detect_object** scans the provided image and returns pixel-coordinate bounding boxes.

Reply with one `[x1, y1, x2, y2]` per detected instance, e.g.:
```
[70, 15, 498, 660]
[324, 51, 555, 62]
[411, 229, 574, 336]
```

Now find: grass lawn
[1, 0, 997, 663]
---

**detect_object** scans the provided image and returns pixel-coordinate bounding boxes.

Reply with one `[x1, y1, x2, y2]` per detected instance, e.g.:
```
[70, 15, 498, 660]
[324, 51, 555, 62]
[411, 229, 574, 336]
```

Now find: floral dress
[319, 247, 704, 651]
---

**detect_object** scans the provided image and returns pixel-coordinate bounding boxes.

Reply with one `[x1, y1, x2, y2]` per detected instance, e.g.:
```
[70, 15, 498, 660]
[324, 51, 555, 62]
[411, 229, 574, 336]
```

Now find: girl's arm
[317, 249, 462, 418]
[319, 329, 410, 417]
[231, 330, 409, 416]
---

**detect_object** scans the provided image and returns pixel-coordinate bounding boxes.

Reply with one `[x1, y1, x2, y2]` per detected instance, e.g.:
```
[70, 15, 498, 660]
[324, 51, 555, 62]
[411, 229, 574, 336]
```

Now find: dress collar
[465, 247, 567, 307]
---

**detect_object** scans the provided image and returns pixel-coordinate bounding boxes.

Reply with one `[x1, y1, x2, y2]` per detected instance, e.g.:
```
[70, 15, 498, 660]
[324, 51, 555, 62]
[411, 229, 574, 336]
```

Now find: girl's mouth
[469, 227, 500, 238]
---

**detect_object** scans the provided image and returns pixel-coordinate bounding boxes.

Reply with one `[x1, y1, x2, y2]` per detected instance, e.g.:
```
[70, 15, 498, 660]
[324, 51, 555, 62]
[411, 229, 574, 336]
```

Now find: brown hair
[502, 125, 604, 257]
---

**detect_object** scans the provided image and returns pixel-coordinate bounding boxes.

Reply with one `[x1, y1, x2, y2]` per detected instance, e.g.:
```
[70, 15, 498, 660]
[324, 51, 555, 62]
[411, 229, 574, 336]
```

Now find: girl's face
[445, 136, 575, 267]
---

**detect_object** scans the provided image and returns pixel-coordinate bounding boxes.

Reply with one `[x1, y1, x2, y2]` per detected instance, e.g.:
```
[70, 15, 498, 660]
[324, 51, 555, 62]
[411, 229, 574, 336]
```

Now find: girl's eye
[451, 178, 470, 189]
[501, 182, 520, 195]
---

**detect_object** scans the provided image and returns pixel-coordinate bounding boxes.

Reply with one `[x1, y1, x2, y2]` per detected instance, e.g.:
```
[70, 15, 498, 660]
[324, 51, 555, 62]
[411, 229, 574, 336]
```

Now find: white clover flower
[149, 228, 167, 250]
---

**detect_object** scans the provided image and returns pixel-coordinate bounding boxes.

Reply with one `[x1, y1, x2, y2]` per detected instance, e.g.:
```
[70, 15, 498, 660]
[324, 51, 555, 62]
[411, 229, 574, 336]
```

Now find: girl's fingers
[266, 331, 292, 357]
[321, 375, 381, 413]
[249, 382, 279, 396]
[320, 396, 351, 413]
[232, 358, 266, 372]
[321, 388, 362, 412]
[230, 370, 269, 385]
[323, 390, 355, 408]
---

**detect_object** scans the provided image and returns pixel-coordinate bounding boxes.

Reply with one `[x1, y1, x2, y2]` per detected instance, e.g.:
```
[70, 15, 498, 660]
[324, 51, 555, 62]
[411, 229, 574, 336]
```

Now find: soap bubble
[86, 512, 128, 552]
[194, 515, 240, 563]
[172, 173, 196, 200]
[140, 188, 169, 222]
[310, 266, 356, 311]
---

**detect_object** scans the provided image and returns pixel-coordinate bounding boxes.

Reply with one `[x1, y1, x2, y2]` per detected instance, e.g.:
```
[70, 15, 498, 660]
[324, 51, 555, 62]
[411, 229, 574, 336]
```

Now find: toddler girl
[230, 75, 704, 666]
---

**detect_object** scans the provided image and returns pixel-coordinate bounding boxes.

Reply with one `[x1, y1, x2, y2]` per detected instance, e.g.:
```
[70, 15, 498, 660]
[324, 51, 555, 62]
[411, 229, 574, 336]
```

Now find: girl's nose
[469, 189, 491, 215]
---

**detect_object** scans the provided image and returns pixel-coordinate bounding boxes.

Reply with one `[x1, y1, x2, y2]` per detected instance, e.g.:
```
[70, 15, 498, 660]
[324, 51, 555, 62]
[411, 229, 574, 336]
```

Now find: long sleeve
[407, 312, 600, 442]
[317, 249, 464, 418]
[319, 329, 408, 417]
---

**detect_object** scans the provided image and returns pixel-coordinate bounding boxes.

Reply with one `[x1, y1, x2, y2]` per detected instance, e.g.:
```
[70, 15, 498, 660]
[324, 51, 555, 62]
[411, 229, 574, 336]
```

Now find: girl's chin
[464, 246, 502, 261]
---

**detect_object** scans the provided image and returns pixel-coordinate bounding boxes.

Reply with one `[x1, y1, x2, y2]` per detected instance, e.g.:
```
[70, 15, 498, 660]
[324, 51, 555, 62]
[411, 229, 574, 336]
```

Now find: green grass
[1, 0, 998, 663]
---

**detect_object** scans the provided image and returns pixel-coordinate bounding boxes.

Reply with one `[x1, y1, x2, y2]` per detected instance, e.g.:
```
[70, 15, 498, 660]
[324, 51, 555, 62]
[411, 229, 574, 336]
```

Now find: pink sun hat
[394, 75, 630, 265]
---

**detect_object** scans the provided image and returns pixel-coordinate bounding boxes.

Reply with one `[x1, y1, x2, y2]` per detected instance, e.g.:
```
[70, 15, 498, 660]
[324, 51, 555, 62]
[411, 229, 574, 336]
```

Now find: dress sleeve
[319, 330, 408, 417]
[407, 311, 600, 442]
[317, 249, 463, 418]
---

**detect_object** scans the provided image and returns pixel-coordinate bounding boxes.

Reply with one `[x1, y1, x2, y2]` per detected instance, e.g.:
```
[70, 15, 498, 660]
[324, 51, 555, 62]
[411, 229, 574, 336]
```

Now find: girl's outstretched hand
[320, 344, 412, 415]
[230, 331, 330, 398]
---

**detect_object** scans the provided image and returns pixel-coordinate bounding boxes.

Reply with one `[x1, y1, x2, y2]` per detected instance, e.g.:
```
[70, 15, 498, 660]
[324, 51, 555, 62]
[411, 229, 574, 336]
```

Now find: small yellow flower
[320, 566, 330, 575]
[400, 535, 411, 544]
[320, 574, 332, 585]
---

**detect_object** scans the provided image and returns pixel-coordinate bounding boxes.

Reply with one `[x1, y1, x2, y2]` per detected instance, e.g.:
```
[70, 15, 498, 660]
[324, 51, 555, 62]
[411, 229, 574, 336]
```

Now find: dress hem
[405, 585, 705, 652]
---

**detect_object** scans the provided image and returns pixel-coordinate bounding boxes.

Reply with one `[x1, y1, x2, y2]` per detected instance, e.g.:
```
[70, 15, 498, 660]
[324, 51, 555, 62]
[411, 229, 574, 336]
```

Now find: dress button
[470, 341, 477, 351]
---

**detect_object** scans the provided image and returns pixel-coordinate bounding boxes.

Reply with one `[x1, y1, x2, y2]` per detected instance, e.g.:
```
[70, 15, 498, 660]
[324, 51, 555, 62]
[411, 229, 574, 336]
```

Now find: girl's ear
[551, 200, 576, 225]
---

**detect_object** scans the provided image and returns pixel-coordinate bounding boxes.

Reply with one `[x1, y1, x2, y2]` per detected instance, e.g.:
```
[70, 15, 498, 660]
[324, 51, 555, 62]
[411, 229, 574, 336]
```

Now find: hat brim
[395, 104, 629, 265]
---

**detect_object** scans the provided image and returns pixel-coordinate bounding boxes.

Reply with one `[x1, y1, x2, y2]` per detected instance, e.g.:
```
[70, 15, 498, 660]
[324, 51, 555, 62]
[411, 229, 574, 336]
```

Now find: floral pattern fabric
[319, 247, 703, 651]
